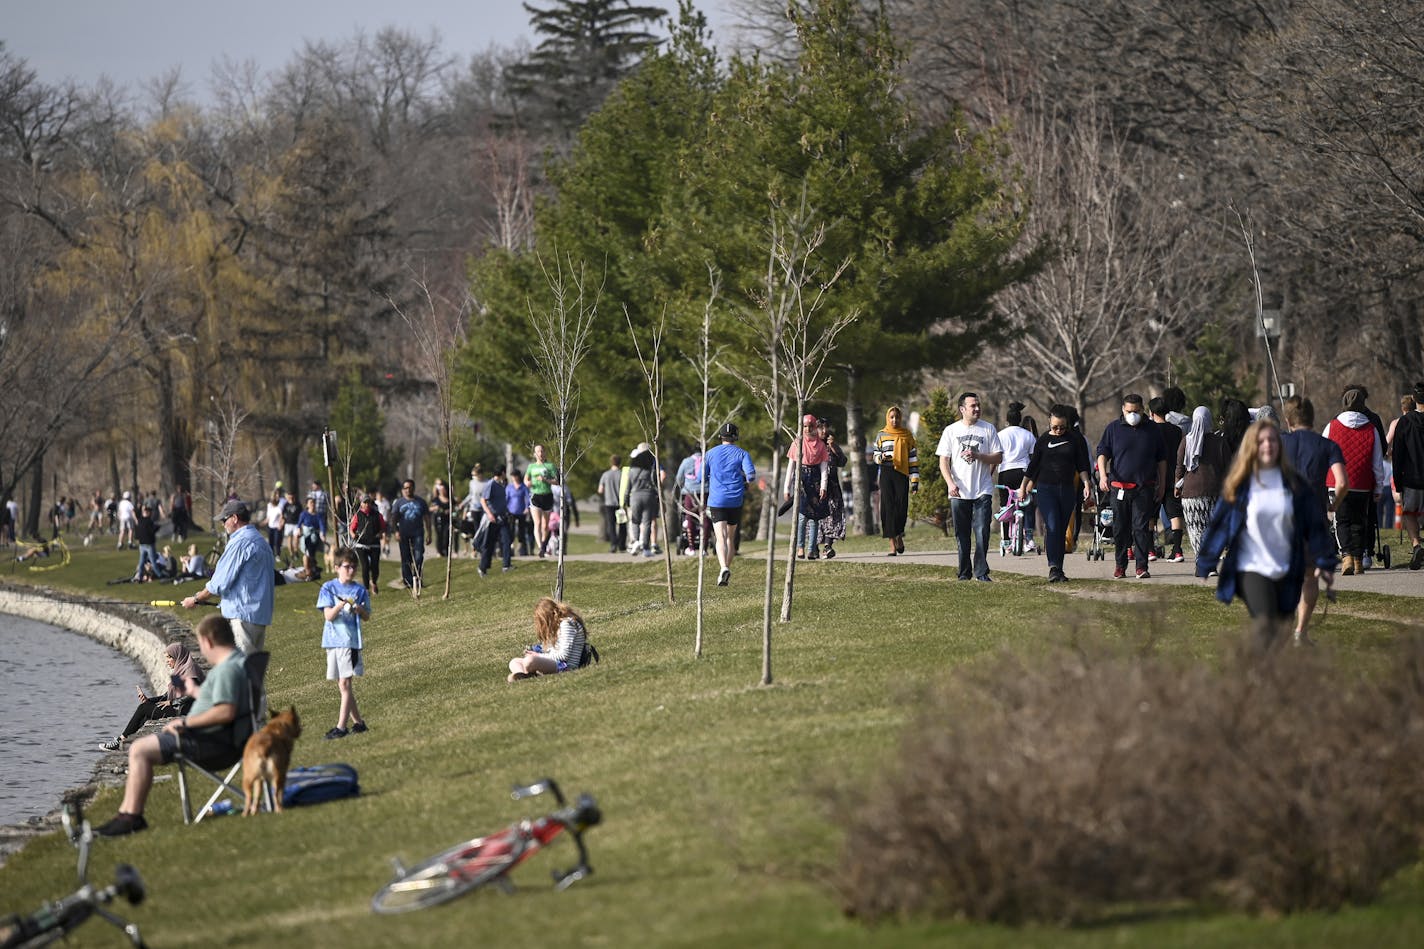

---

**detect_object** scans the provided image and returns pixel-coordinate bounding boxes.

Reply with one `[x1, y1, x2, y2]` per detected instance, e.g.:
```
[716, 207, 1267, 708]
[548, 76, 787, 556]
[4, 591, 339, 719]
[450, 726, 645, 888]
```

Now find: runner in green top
[527, 444, 559, 558]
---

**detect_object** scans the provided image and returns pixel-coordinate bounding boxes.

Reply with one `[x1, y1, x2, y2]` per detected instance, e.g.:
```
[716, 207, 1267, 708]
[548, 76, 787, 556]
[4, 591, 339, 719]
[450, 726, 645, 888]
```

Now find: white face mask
[1124, 411, 1143, 426]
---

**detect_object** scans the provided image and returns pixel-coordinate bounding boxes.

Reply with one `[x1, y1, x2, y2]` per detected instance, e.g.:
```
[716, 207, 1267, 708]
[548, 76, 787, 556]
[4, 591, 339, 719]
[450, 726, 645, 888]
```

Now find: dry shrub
[835, 625, 1424, 924]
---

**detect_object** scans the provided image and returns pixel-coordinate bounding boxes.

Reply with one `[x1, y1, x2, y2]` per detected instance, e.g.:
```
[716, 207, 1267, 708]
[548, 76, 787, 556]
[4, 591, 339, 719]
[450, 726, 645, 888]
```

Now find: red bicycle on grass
[370, 779, 600, 914]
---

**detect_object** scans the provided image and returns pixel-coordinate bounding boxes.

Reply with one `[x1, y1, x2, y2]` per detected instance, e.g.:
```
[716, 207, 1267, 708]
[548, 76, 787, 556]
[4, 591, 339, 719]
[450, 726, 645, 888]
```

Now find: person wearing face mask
[1095, 394, 1168, 579]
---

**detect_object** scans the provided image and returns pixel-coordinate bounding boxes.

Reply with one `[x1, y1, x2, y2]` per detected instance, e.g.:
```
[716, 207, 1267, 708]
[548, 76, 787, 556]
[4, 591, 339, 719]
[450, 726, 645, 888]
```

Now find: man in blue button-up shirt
[182, 499, 275, 656]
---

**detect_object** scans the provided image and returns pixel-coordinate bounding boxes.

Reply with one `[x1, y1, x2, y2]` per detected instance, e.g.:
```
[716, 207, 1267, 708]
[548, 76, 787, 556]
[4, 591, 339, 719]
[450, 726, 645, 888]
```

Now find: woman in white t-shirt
[1195, 420, 1338, 652]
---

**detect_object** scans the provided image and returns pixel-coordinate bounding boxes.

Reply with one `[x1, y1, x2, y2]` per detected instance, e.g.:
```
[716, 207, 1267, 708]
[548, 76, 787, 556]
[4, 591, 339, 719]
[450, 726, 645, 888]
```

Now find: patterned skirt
[1182, 495, 1217, 556]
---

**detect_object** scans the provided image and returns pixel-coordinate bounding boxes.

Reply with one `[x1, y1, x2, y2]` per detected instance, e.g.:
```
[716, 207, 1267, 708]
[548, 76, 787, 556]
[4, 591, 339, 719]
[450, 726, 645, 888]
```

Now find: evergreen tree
[506, 0, 669, 137]
[909, 388, 955, 535]
[316, 370, 401, 493]
[1173, 320, 1257, 413]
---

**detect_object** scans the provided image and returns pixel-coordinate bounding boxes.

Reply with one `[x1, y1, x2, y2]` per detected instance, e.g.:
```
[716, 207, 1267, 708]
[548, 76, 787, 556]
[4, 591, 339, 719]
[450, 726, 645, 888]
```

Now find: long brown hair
[1221, 419, 1296, 503]
[533, 597, 585, 648]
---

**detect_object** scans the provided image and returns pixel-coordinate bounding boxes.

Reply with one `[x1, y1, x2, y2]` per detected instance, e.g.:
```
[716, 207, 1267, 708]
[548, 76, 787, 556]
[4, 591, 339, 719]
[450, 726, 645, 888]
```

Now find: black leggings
[122, 695, 192, 738]
[354, 545, 380, 590]
[1237, 570, 1289, 654]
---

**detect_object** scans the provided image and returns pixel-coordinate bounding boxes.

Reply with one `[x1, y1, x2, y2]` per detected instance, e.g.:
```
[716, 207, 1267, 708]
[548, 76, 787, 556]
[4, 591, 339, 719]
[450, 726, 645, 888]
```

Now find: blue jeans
[479, 516, 512, 572]
[135, 543, 157, 580]
[951, 495, 993, 579]
[1036, 483, 1076, 572]
[398, 532, 425, 587]
[797, 511, 821, 552]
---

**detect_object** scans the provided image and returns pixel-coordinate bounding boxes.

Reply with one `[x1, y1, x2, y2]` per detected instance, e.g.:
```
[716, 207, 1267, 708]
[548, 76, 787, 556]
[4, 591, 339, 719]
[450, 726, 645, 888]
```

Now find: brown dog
[241, 706, 301, 815]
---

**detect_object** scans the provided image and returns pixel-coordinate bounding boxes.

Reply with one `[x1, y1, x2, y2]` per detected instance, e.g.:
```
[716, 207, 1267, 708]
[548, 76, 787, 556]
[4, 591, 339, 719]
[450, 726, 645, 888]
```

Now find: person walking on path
[1196, 420, 1338, 655]
[784, 414, 830, 560]
[597, 455, 625, 554]
[389, 479, 429, 590]
[1021, 405, 1093, 582]
[1281, 396, 1348, 642]
[181, 499, 275, 657]
[937, 392, 1004, 581]
[1387, 383, 1424, 570]
[870, 406, 918, 556]
[1324, 387, 1385, 576]
[704, 422, 756, 587]
[1176, 406, 1232, 559]
[1096, 393, 1168, 579]
[818, 418, 848, 559]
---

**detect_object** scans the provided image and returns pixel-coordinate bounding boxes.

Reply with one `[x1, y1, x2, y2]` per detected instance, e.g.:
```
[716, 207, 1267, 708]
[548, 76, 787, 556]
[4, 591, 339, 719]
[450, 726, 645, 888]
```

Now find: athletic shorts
[283, 523, 300, 538]
[1160, 495, 1184, 520]
[157, 727, 240, 767]
[326, 647, 364, 679]
[530, 493, 554, 511]
[708, 505, 742, 524]
[1401, 488, 1424, 517]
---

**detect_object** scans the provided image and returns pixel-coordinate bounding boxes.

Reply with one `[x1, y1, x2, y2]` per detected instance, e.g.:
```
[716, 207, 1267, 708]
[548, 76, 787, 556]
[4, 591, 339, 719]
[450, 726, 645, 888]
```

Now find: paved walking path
[414, 520, 1424, 598]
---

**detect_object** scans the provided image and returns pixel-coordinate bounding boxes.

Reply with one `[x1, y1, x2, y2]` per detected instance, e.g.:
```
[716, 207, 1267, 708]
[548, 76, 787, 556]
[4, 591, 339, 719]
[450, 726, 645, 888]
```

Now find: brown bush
[834, 627, 1424, 924]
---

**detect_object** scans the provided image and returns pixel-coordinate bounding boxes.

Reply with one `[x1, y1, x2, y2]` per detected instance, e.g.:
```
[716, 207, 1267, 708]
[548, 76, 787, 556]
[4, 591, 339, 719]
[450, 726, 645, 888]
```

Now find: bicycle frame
[371, 779, 599, 914]
[0, 803, 146, 949]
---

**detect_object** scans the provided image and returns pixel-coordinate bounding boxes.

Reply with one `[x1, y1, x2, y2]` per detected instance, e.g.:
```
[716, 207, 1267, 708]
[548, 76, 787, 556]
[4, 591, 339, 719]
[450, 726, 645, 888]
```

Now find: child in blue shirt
[316, 548, 371, 739]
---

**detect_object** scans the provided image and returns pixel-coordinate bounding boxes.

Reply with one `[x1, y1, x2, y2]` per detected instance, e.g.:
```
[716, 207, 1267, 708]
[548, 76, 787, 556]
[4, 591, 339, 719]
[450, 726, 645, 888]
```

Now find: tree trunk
[845, 368, 873, 536]
[108, 443, 121, 500]
[780, 454, 799, 623]
[24, 454, 43, 540]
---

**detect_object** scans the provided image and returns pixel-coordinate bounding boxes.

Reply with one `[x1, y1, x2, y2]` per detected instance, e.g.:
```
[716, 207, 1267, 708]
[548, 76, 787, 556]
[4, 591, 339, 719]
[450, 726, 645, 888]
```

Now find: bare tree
[688, 269, 737, 657]
[625, 304, 675, 604]
[189, 398, 258, 516]
[733, 190, 855, 684]
[527, 255, 601, 602]
[388, 271, 472, 600]
[976, 104, 1219, 414]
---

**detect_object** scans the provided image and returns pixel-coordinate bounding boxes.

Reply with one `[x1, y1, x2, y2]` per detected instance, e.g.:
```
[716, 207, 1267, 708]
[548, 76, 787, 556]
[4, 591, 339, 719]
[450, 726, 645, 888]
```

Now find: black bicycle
[0, 802, 148, 948]
[371, 779, 600, 914]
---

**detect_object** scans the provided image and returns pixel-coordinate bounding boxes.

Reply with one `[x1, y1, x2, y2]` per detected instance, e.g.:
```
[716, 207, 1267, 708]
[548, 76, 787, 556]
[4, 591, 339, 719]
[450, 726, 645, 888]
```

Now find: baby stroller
[1085, 484, 1115, 562]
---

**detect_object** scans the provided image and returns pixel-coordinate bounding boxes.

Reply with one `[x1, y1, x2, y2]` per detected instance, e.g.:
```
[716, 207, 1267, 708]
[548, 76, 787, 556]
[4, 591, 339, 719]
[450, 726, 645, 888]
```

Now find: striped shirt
[549, 618, 588, 668]
[870, 430, 919, 488]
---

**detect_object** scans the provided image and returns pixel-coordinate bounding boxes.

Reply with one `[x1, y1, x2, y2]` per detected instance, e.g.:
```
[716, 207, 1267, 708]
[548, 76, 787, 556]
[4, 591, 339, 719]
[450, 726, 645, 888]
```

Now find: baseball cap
[218, 499, 249, 521]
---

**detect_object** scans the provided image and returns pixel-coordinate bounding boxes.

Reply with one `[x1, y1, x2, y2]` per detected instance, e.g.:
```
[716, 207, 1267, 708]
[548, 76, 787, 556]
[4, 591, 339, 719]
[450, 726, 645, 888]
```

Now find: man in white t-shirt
[937, 392, 1004, 581]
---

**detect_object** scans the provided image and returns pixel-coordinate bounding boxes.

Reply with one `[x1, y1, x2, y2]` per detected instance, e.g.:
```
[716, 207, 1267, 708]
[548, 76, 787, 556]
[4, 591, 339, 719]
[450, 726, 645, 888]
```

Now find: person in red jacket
[1324, 387, 1386, 575]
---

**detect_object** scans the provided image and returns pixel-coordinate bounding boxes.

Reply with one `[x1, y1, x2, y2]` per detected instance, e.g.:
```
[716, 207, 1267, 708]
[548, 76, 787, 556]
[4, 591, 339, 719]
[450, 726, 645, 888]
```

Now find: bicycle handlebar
[511, 778, 565, 806]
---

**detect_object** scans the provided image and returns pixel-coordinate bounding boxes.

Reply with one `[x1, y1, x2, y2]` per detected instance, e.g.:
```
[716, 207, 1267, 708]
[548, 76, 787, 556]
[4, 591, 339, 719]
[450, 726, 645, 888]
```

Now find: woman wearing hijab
[817, 418, 848, 558]
[1196, 420, 1337, 654]
[784, 414, 831, 559]
[1176, 406, 1232, 558]
[100, 642, 205, 751]
[869, 406, 919, 555]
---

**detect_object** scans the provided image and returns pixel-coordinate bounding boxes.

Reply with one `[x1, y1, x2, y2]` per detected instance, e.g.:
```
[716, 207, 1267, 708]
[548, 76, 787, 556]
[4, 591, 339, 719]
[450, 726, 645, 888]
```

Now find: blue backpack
[281, 764, 360, 807]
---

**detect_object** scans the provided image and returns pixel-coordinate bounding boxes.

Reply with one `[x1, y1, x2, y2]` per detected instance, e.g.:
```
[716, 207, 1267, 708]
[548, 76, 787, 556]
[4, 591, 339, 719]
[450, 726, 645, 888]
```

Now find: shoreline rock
[0, 582, 196, 868]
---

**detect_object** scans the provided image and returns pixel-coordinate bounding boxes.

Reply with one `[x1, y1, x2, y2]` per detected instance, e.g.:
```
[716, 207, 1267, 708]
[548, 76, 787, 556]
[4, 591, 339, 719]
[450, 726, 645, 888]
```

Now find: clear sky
[2, 0, 738, 100]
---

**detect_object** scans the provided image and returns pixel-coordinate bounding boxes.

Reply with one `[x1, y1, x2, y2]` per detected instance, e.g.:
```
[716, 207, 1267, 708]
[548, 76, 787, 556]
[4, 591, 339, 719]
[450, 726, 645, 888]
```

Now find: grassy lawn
[3, 525, 1423, 947]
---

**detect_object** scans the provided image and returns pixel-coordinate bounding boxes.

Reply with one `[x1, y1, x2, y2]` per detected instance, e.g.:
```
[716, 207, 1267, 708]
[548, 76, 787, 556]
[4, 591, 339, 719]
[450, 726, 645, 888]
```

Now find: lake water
[0, 613, 147, 826]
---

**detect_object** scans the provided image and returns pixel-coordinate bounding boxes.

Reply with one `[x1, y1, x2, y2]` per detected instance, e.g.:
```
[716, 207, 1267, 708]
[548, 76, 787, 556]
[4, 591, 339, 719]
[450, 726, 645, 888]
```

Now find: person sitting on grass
[95, 615, 251, 837]
[317, 548, 370, 739]
[100, 642, 205, 751]
[508, 597, 588, 682]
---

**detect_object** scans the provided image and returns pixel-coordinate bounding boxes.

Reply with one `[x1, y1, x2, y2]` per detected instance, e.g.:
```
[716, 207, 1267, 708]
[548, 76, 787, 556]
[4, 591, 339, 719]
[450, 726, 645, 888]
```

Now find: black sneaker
[351, 722, 368, 734]
[1412, 545, 1424, 571]
[717, 569, 730, 587]
[95, 812, 148, 837]
[100, 737, 123, 752]
[324, 727, 349, 740]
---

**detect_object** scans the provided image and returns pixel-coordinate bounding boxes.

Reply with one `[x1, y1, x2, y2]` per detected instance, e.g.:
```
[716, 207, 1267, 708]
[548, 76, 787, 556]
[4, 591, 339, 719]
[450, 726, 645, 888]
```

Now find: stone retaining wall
[0, 587, 181, 698]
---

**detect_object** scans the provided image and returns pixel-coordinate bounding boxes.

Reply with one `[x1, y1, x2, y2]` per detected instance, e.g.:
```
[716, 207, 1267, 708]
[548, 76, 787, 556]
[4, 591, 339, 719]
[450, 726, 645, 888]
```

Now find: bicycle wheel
[371, 830, 526, 914]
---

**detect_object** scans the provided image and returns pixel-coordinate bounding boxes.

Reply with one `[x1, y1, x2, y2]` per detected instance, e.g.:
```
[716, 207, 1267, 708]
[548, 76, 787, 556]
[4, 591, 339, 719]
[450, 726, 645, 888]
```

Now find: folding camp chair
[175, 650, 274, 824]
